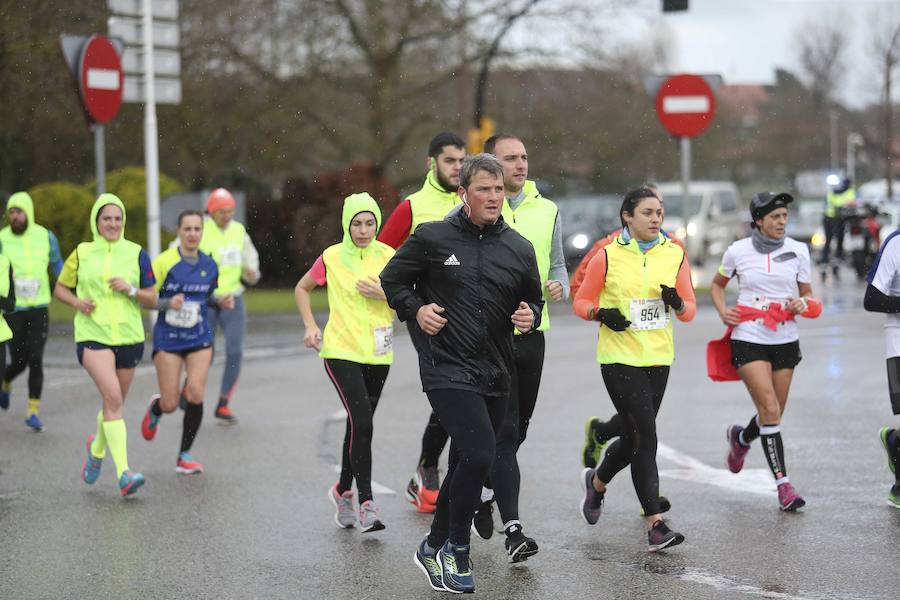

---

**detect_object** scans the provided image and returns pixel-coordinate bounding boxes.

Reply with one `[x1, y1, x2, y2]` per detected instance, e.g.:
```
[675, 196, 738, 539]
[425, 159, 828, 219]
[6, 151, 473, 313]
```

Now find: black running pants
[426, 389, 506, 547]
[492, 331, 545, 525]
[4, 307, 48, 399]
[595, 364, 669, 516]
[323, 359, 390, 504]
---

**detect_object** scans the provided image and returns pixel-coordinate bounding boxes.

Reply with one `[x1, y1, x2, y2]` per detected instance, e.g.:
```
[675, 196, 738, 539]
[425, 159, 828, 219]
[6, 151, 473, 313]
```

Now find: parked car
[655, 181, 744, 265]
[786, 197, 824, 245]
[555, 194, 621, 271]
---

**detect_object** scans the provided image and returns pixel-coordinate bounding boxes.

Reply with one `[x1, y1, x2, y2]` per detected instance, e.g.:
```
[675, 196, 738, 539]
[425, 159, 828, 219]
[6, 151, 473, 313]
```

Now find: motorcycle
[840, 203, 881, 280]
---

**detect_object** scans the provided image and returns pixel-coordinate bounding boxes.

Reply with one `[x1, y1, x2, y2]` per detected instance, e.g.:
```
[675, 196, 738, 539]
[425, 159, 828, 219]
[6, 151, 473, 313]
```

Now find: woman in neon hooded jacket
[54, 194, 158, 498]
[295, 193, 395, 533]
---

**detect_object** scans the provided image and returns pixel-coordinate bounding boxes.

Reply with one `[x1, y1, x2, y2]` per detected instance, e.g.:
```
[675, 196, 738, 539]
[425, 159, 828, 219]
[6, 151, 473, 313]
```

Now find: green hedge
[27, 182, 95, 258]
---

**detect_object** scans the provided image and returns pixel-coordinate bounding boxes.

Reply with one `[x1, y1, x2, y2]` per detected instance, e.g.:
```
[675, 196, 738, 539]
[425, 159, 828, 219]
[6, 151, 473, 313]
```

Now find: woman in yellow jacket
[295, 193, 395, 533]
[573, 187, 696, 551]
[54, 194, 158, 497]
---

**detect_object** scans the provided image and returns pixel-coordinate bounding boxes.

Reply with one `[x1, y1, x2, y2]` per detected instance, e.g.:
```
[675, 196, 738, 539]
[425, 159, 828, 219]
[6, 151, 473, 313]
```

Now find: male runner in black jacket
[381, 153, 543, 594]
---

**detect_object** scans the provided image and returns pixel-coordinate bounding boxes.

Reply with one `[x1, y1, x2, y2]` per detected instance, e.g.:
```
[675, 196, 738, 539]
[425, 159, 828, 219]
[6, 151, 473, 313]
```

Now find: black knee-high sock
[741, 414, 760, 445]
[181, 402, 203, 454]
[760, 423, 787, 482]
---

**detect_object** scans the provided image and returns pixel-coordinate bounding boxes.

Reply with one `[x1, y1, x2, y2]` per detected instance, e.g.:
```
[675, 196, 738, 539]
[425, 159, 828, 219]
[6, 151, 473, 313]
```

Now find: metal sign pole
[143, 0, 161, 258]
[94, 124, 106, 195]
[680, 136, 691, 234]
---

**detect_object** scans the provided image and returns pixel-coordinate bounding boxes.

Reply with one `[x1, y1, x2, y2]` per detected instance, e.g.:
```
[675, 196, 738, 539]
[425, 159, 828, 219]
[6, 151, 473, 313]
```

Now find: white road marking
[330, 465, 396, 495]
[677, 567, 849, 600]
[657, 443, 775, 496]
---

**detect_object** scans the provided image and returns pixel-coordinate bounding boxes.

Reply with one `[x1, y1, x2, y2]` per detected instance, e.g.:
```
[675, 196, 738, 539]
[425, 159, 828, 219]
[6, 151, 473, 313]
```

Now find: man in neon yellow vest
[199, 188, 260, 423]
[822, 177, 856, 269]
[378, 132, 466, 513]
[0, 191, 64, 431]
[467, 133, 568, 560]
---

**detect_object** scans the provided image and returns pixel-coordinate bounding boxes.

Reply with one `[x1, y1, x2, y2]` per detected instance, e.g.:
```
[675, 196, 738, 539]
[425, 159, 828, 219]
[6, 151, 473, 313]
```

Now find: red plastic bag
[707, 326, 739, 382]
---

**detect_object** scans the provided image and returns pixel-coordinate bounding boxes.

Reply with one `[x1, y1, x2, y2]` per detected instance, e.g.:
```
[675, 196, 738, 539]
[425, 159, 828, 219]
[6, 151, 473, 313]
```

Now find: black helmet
[749, 192, 793, 227]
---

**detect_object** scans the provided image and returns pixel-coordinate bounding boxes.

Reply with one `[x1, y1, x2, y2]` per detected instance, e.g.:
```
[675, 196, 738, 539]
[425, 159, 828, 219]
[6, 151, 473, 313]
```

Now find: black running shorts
[730, 339, 801, 371]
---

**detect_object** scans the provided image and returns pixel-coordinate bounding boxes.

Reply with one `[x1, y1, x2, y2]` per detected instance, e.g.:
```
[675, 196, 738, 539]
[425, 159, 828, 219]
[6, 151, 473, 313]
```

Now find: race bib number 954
[629, 298, 668, 331]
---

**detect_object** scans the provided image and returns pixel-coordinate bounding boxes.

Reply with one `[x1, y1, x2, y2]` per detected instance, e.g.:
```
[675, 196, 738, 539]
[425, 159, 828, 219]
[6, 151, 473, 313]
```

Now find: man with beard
[378, 132, 466, 513]
[0, 192, 64, 431]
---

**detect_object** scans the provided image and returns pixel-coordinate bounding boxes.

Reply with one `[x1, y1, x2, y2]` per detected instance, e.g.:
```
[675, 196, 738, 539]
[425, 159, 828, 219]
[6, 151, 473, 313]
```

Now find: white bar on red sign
[662, 96, 710, 114]
[87, 68, 121, 90]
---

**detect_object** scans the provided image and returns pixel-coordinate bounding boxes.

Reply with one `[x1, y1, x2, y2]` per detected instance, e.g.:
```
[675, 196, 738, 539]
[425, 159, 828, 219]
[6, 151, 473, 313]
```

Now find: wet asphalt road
[1, 269, 899, 599]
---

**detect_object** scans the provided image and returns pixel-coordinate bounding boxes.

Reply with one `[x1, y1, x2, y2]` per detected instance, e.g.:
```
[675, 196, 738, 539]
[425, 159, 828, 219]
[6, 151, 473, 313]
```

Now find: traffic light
[663, 0, 688, 11]
[467, 116, 495, 154]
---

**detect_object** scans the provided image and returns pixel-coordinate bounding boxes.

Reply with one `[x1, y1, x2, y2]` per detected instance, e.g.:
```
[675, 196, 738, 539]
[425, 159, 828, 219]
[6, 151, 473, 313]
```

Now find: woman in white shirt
[711, 192, 822, 512]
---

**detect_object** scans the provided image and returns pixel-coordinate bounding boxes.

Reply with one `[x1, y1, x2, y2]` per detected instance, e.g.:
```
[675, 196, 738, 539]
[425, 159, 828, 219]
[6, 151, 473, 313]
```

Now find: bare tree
[868, 5, 900, 200]
[794, 12, 848, 113]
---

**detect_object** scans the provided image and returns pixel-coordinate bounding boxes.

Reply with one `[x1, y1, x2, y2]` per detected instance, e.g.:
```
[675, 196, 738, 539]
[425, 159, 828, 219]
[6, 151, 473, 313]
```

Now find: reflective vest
[320, 241, 395, 365]
[73, 239, 144, 345]
[0, 256, 13, 342]
[501, 180, 558, 332]
[408, 170, 460, 233]
[0, 223, 51, 309]
[595, 234, 684, 366]
[200, 218, 246, 296]
[825, 188, 856, 218]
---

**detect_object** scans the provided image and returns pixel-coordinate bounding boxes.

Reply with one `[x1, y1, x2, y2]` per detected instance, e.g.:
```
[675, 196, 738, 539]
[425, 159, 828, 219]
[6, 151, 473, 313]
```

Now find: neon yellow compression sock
[26, 398, 40, 417]
[101, 419, 129, 478]
[91, 410, 107, 459]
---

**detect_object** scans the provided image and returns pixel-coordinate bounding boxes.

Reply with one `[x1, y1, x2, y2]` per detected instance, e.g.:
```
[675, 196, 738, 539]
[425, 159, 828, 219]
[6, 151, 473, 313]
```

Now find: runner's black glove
[660, 284, 683, 311]
[593, 307, 631, 331]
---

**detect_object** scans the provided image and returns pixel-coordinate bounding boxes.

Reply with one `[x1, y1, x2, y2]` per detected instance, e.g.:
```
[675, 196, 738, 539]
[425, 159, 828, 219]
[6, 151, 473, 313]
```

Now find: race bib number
[219, 246, 241, 267]
[165, 301, 201, 329]
[629, 298, 668, 331]
[749, 295, 786, 311]
[14, 278, 40, 299]
[374, 325, 393, 356]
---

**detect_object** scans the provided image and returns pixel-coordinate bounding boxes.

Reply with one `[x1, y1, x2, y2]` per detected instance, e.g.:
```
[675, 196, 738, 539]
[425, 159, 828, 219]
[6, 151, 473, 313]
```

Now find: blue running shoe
[119, 470, 145, 497]
[413, 538, 444, 592]
[25, 414, 44, 432]
[82, 435, 103, 484]
[0, 390, 9, 410]
[438, 541, 475, 594]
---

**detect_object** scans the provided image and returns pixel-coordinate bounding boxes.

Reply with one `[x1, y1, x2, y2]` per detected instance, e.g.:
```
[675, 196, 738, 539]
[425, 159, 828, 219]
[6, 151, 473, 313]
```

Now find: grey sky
[652, 0, 899, 107]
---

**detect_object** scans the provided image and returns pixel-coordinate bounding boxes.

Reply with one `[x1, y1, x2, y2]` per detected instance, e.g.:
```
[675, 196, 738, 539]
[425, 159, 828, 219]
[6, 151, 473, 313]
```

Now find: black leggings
[594, 364, 669, 516]
[4, 307, 48, 399]
[492, 331, 545, 525]
[323, 359, 389, 504]
[426, 389, 506, 547]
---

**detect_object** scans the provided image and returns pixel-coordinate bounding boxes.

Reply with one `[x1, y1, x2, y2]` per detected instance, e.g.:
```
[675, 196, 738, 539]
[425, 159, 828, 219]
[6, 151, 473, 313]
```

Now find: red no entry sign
[655, 74, 715, 138]
[78, 35, 123, 124]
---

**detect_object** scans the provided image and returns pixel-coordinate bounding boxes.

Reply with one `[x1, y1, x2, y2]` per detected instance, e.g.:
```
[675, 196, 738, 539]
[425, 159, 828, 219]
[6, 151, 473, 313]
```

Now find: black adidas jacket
[380, 208, 544, 396]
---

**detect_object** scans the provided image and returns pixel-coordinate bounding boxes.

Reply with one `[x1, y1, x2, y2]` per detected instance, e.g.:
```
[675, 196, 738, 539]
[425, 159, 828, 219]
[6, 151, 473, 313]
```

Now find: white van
[655, 181, 745, 265]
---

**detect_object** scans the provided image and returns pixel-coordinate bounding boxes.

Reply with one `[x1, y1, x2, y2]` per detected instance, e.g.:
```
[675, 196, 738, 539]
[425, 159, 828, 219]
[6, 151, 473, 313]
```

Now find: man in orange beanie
[199, 188, 260, 423]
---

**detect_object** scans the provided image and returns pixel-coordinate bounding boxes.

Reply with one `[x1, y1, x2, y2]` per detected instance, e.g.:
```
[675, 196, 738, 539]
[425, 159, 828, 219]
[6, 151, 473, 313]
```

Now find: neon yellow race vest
[320, 192, 396, 365]
[200, 219, 245, 296]
[408, 170, 460, 233]
[825, 188, 856, 218]
[0, 256, 13, 342]
[501, 180, 558, 332]
[595, 234, 685, 367]
[73, 238, 144, 345]
[0, 224, 51, 309]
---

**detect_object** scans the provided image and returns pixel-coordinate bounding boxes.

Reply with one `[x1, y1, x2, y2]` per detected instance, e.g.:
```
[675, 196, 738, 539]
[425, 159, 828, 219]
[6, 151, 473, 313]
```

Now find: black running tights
[323, 359, 389, 504]
[426, 389, 506, 547]
[492, 331, 545, 525]
[4, 307, 48, 399]
[595, 364, 669, 516]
